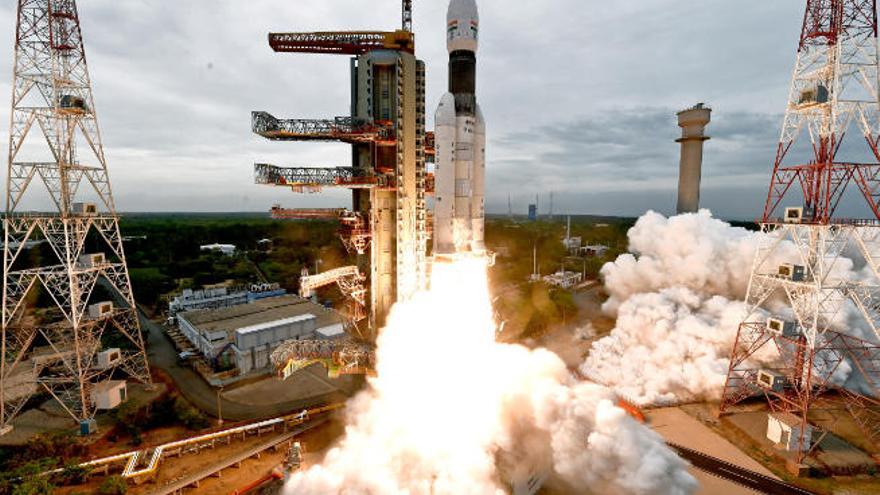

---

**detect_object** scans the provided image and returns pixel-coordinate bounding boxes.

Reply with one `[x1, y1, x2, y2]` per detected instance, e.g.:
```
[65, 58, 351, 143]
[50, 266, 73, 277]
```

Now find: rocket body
[434, 0, 486, 256]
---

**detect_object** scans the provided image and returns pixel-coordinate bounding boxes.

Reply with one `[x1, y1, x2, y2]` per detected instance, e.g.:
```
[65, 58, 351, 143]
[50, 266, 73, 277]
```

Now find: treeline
[117, 214, 348, 311]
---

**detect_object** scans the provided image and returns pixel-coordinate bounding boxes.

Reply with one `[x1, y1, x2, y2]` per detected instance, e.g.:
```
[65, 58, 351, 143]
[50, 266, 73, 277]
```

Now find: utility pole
[217, 386, 224, 427]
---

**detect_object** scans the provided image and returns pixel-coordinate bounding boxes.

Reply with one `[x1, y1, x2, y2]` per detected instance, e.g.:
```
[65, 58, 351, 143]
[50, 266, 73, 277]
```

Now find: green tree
[96, 475, 127, 495]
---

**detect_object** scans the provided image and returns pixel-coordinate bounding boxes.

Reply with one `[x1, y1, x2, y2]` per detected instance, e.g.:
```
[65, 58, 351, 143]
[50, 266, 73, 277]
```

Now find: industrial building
[580, 244, 609, 257]
[542, 271, 583, 289]
[177, 295, 344, 375]
[200, 243, 237, 256]
[168, 283, 286, 315]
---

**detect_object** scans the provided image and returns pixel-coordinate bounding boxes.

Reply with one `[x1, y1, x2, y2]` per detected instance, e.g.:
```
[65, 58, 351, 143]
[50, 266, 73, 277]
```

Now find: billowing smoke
[584, 289, 747, 405]
[599, 210, 759, 315]
[582, 211, 759, 405]
[285, 258, 697, 494]
[582, 209, 877, 406]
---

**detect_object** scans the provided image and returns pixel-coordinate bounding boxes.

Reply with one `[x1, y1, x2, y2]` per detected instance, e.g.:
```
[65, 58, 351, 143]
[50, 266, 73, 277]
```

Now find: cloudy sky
[0, 1, 836, 219]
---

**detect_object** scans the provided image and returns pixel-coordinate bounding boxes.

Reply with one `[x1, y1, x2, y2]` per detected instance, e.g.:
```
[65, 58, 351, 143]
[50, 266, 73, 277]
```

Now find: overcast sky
[0, 1, 833, 219]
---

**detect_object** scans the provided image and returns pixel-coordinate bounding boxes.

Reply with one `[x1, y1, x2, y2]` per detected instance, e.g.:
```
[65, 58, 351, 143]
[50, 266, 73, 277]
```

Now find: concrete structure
[177, 295, 344, 375]
[434, 0, 486, 257]
[767, 412, 813, 452]
[200, 243, 236, 256]
[675, 103, 711, 214]
[528, 204, 537, 221]
[542, 270, 583, 289]
[580, 244, 609, 257]
[90, 381, 127, 410]
[352, 47, 426, 325]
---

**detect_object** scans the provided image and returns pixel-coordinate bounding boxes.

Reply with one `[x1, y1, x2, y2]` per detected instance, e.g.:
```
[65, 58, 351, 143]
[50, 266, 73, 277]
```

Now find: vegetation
[484, 216, 632, 338]
[96, 475, 127, 495]
[0, 432, 87, 495]
[117, 213, 347, 313]
[108, 392, 210, 447]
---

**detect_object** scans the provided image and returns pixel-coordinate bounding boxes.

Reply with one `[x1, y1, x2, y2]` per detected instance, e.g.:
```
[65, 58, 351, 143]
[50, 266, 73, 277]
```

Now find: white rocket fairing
[434, 0, 486, 257]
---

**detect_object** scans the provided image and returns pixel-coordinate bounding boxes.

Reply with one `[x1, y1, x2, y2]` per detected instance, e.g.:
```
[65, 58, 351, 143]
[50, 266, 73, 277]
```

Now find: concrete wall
[178, 315, 214, 357]
[234, 316, 317, 350]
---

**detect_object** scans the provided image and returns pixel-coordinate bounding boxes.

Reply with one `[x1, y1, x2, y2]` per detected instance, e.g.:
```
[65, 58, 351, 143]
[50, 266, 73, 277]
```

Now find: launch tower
[720, 0, 880, 467]
[253, 1, 431, 336]
[1, 0, 152, 434]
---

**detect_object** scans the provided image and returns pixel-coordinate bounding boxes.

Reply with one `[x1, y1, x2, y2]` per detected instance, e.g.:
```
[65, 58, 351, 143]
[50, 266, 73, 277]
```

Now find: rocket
[433, 0, 486, 257]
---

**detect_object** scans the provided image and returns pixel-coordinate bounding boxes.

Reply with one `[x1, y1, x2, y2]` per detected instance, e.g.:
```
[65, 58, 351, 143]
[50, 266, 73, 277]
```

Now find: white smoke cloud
[583, 209, 879, 406]
[600, 210, 758, 315]
[582, 210, 765, 405]
[584, 289, 745, 405]
[285, 259, 697, 494]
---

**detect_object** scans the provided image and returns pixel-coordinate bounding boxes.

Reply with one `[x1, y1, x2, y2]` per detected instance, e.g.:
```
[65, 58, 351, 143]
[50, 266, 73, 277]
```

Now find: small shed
[91, 380, 127, 410]
[767, 412, 813, 452]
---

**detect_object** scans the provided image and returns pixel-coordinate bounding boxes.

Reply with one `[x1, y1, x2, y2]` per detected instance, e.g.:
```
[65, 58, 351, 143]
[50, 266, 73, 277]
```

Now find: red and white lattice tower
[1, 0, 151, 435]
[720, 0, 880, 464]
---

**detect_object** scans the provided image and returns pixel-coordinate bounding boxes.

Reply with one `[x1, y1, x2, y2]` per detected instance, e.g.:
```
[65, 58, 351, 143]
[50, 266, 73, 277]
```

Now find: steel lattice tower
[720, 0, 880, 465]
[1, 0, 151, 434]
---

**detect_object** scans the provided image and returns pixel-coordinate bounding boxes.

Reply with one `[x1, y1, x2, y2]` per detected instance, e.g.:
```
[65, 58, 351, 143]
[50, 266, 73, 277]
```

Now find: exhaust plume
[285, 258, 696, 494]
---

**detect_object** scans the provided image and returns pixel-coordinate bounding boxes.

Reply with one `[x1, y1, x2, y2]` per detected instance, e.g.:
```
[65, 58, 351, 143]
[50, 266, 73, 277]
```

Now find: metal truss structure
[252, 112, 393, 144]
[1, 0, 151, 433]
[270, 206, 372, 256]
[269, 31, 415, 55]
[763, 0, 880, 223]
[270, 339, 376, 379]
[720, 0, 880, 466]
[269, 0, 414, 56]
[254, 162, 434, 194]
[299, 266, 367, 329]
[253, 0, 431, 334]
[255, 163, 382, 191]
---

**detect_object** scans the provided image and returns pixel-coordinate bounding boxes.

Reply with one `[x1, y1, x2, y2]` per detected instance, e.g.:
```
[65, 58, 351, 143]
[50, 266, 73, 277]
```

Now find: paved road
[140, 309, 348, 422]
[668, 443, 815, 495]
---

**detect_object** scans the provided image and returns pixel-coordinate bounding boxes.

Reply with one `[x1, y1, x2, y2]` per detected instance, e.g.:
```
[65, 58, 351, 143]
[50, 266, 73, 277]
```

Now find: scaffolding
[271, 339, 375, 378]
[299, 266, 367, 330]
[1, 0, 151, 433]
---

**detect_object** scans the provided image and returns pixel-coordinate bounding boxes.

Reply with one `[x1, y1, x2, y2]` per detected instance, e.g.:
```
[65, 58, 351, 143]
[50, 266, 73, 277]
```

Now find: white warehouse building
[177, 295, 345, 374]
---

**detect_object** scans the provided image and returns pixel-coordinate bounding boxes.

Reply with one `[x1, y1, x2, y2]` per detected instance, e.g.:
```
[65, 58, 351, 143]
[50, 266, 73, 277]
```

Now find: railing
[255, 163, 380, 189]
[299, 266, 362, 297]
[269, 31, 414, 55]
[48, 403, 344, 482]
[252, 112, 391, 143]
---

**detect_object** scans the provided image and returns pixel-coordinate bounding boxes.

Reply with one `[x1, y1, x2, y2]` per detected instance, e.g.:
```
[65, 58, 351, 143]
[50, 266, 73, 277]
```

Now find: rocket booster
[433, 0, 486, 257]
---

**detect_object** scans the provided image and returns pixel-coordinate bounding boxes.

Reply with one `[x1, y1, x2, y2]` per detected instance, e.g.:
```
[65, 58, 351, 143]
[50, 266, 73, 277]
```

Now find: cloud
[0, 0, 821, 216]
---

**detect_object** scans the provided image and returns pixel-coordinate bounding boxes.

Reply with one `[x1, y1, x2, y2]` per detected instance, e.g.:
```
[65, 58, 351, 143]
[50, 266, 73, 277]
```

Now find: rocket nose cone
[447, 0, 479, 53]
[448, 0, 478, 21]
